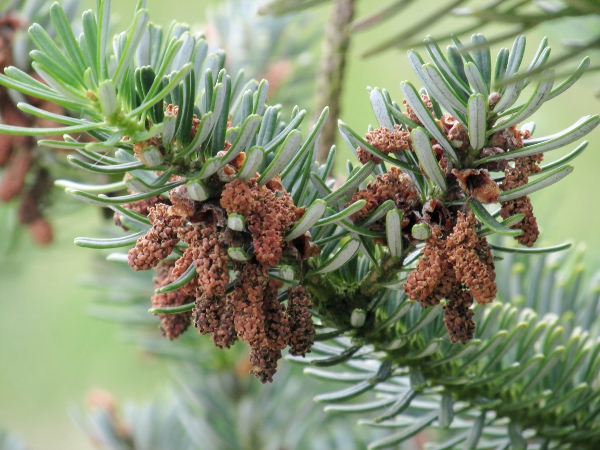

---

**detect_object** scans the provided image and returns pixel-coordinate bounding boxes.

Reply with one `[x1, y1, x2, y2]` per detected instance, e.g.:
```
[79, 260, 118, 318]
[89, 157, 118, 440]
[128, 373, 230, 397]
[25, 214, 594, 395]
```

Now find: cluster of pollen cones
[121, 137, 318, 382]
[350, 93, 542, 343]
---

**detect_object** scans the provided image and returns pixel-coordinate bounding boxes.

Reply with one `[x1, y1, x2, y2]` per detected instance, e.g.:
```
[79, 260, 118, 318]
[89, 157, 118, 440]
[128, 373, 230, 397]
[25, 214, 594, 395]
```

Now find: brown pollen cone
[443, 287, 475, 344]
[152, 262, 194, 339]
[128, 204, 183, 270]
[0, 100, 31, 167]
[0, 14, 24, 70]
[262, 294, 291, 351]
[420, 266, 457, 308]
[0, 150, 32, 202]
[210, 294, 238, 349]
[193, 293, 226, 337]
[348, 167, 419, 227]
[500, 195, 539, 247]
[499, 156, 542, 247]
[286, 285, 315, 356]
[357, 125, 412, 164]
[28, 217, 53, 244]
[0, 16, 71, 244]
[249, 343, 283, 384]
[114, 196, 166, 229]
[190, 223, 230, 297]
[404, 229, 448, 305]
[221, 176, 303, 268]
[18, 167, 52, 224]
[403, 94, 434, 125]
[231, 263, 273, 347]
[171, 243, 200, 296]
[446, 211, 497, 304]
[230, 263, 287, 382]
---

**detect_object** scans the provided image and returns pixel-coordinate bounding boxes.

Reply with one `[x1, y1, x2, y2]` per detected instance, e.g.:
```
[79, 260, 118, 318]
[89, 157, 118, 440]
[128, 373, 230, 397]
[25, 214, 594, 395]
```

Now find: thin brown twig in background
[313, 0, 355, 163]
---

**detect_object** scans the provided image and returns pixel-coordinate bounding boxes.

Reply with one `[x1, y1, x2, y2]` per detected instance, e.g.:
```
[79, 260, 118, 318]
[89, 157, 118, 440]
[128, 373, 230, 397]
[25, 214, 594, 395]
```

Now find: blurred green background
[0, 1, 598, 449]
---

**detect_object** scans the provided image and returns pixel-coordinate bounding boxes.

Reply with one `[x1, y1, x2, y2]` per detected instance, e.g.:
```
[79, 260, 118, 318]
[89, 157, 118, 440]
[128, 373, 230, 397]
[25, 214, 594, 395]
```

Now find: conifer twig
[313, 0, 355, 163]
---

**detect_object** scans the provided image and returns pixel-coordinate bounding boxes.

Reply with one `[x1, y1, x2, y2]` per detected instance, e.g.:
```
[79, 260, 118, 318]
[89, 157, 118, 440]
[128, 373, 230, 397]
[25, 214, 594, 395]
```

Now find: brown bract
[451, 168, 500, 204]
[478, 147, 507, 172]
[421, 200, 453, 233]
[431, 143, 452, 176]
[440, 113, 469, 151]
[133, 136, 160, 167]
[489, 124, 530, 150]
[488, 92, 502, 109]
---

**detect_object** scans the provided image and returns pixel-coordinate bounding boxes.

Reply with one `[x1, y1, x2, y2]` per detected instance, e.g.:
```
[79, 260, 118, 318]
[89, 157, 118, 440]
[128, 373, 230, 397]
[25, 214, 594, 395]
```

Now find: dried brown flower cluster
[404, 212, 496, 343]
[122, 142, 317, 381]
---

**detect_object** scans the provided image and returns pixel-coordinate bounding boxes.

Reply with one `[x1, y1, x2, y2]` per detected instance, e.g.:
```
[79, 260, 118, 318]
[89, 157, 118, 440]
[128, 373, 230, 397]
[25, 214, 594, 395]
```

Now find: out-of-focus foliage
[0, 0, 81, 247]
[260, 0, 600, 66]
[294, 243, 600, 449]
[72, 363, 382, 450]
[206, 0, 319, 109]
[0, 430, 27, 450]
